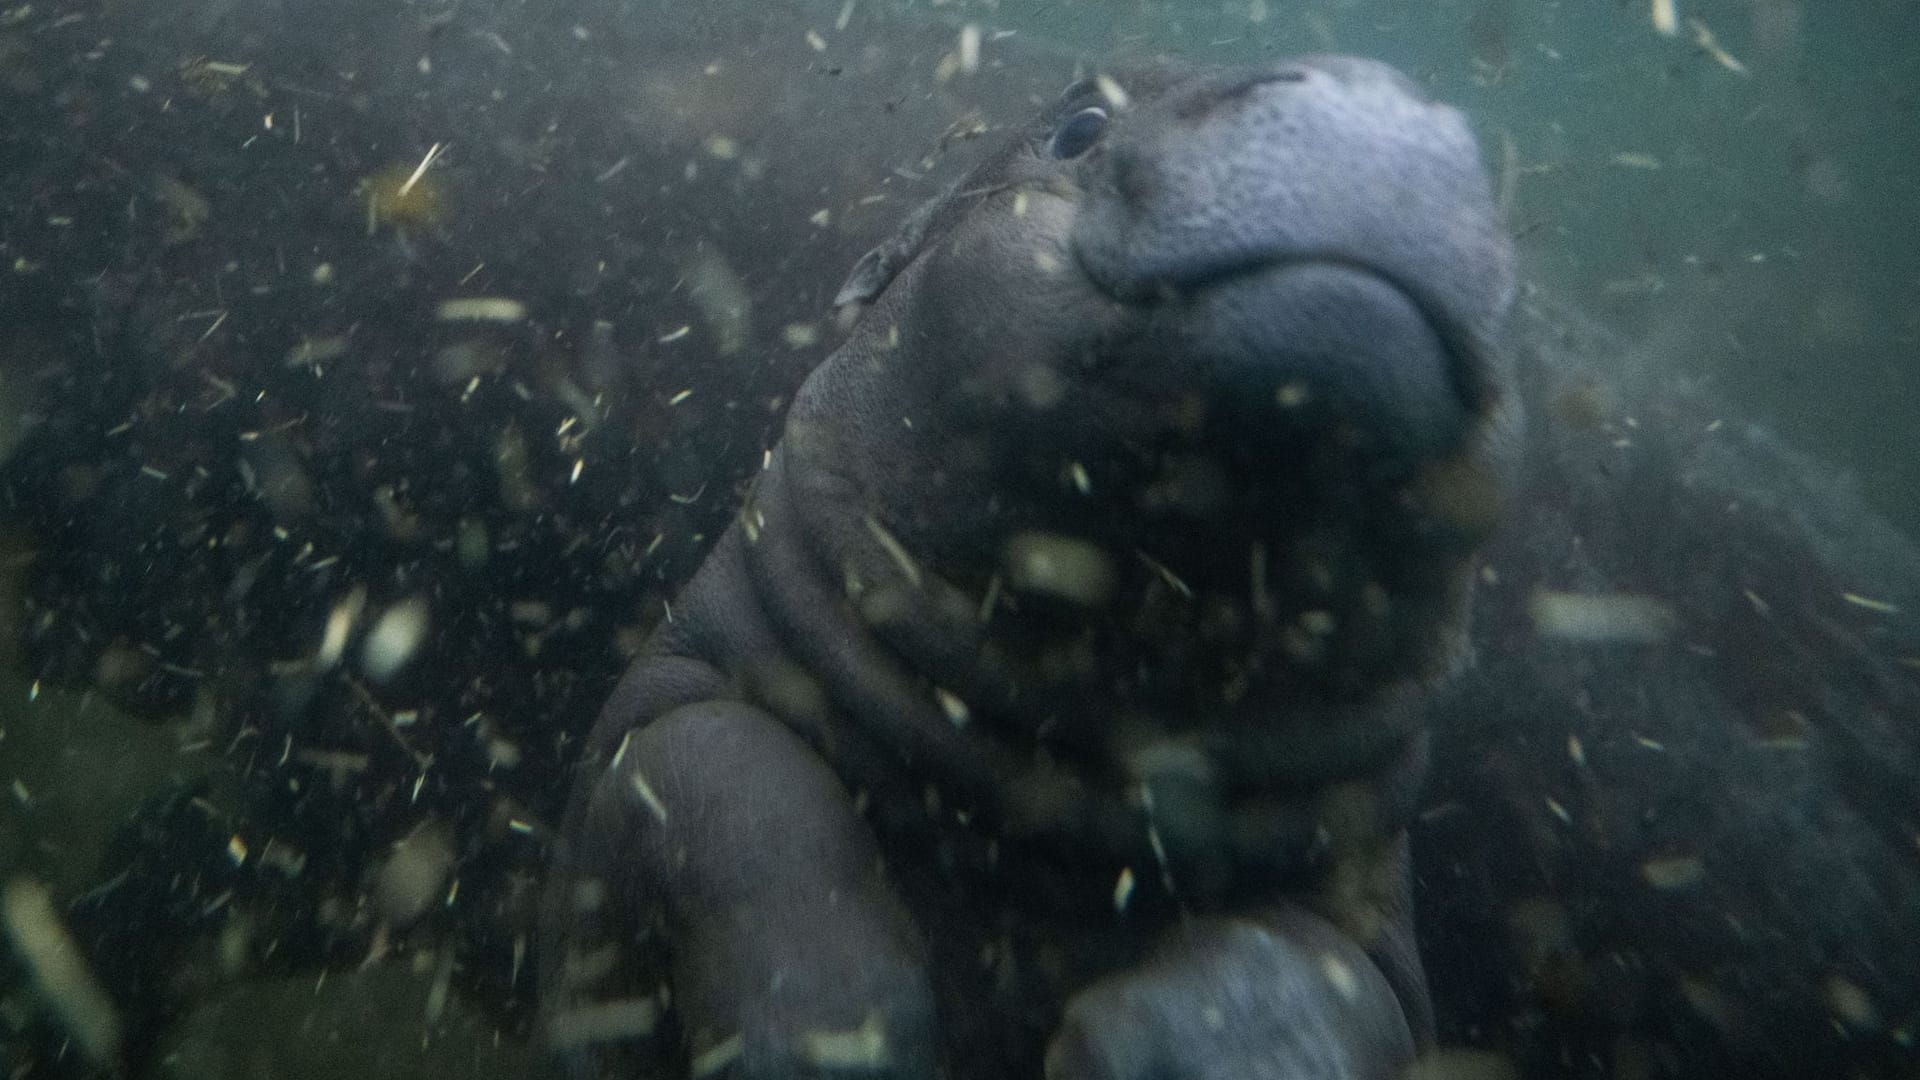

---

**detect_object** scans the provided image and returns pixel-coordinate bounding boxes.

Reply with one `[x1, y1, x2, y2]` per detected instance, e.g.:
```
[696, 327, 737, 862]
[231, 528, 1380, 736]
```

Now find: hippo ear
[832, 245, 904, 308]
[832, 182, 955, 307]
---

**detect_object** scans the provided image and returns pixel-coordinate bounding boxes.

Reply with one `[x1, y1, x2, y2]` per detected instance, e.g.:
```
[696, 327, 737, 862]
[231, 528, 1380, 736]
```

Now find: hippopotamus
[539, 56, 1517, 1079]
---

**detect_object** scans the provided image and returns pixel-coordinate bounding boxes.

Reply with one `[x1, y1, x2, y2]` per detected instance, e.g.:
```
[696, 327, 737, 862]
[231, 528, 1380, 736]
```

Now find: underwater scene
[1, 1, 1916, 1078]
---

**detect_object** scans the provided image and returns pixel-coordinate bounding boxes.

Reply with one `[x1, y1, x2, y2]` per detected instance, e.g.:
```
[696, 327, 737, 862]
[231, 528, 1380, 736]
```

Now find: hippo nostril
[1220, 71, 1305, 101]
[1181, 71, 1307, 119]
[1294, 55, 1429, 102]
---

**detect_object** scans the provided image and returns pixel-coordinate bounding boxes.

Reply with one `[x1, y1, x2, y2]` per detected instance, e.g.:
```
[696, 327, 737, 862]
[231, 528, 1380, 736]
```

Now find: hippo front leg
[1045, 905, 1416, 1080]
[546, 700, 938, 1079]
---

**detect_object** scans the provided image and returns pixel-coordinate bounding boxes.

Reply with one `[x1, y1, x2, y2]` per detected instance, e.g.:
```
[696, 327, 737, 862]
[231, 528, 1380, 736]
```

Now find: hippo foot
[1044, 912, 1414, 1080]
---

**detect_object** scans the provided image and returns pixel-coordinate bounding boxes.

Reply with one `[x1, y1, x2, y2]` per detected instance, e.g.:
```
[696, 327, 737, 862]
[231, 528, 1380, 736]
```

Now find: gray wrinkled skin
[540, 57, 1517, 1080]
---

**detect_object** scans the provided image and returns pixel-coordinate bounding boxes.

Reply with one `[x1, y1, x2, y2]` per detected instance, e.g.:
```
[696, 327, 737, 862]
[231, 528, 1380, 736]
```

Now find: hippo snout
[1074, 56, 1511, 325]
[1072, 56, 1514, 451]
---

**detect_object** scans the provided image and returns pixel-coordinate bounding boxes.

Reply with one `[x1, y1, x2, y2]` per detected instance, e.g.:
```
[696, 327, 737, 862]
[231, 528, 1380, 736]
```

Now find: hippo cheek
[916, 192, 1140, 419]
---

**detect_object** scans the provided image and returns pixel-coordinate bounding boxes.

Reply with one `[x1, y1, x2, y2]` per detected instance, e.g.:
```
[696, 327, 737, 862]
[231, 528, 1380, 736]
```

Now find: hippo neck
[718, 442, 1430, 900]
[728, 448, 1139, 849]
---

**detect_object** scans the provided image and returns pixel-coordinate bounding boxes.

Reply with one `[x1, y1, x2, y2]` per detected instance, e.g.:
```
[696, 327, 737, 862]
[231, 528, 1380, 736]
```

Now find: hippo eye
[1047, 106, 1110, 159]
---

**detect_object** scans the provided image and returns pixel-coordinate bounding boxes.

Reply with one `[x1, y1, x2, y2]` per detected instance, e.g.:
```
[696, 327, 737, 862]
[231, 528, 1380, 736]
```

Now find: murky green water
[2, 1, 1914, 1077]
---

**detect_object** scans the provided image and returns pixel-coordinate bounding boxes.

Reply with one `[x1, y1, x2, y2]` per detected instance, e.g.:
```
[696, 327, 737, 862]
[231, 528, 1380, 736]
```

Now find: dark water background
[0, 0, 1914, 1076]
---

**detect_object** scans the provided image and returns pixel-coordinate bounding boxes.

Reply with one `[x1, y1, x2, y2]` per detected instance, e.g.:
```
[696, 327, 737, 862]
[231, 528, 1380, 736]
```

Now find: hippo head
[774, 56, 1518, 879]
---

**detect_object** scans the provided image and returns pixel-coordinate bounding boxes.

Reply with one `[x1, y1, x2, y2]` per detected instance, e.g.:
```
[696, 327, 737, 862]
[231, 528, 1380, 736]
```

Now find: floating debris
[483, 726, 523, 769]
[283, 335, 350, 369]
[372, 821, 455, 927]
[316, 584, 367, 670]
[801, 1010, 891, 1070]
[1688, 18, 1748, 74]
[1403, 1049, 1521, 1080]
[691, 1032, 744, 1077]
[1319, 953, 1359, 1001]
[934, 687, 970, 728]
[864, 515, 922, 588]
[455, 517, 490, 569]
[195, 310, 230, 345]
[628, 770, 669, 825]
[1840, 591, 1900, 615]
[1641, 854, 1706, 890]
[435, 297, 527, 323]
[956, 24, 981, 75]
[1529, 589, 1676, 644]
[546, 997, 662, 1049]
[152, 174, 211, 243]
[361, 596, 431, 682]
[496, 425, 540, 513]
[1754, 707, 1811, 749]
[1650, 0, 1678, 37]
[682, 247, 752, 356]
[1002, 531, 1116, 608]
[182, 57, 251, 80]
[434, 340, 505, 385]
[397, 141, 446, 197]
[364, 158, 448, 231]
[1113, 867, 1136, 912]
[1678, 975, 1736, 1031]
[293, 748, 371, 776]
[257, 841, 308, 878]
[1826, 975, 1882, 1031]
[1135, 549, 1194, 600]
[3, 877, 124, 1067]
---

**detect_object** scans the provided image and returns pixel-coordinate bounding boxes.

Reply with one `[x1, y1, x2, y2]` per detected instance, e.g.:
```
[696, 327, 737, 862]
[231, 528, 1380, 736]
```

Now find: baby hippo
[540, 55, 1517, 1080]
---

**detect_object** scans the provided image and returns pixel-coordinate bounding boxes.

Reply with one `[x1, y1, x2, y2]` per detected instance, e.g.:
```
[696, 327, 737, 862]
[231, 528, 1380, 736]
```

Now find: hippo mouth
[1079, 248, 1482, 463]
